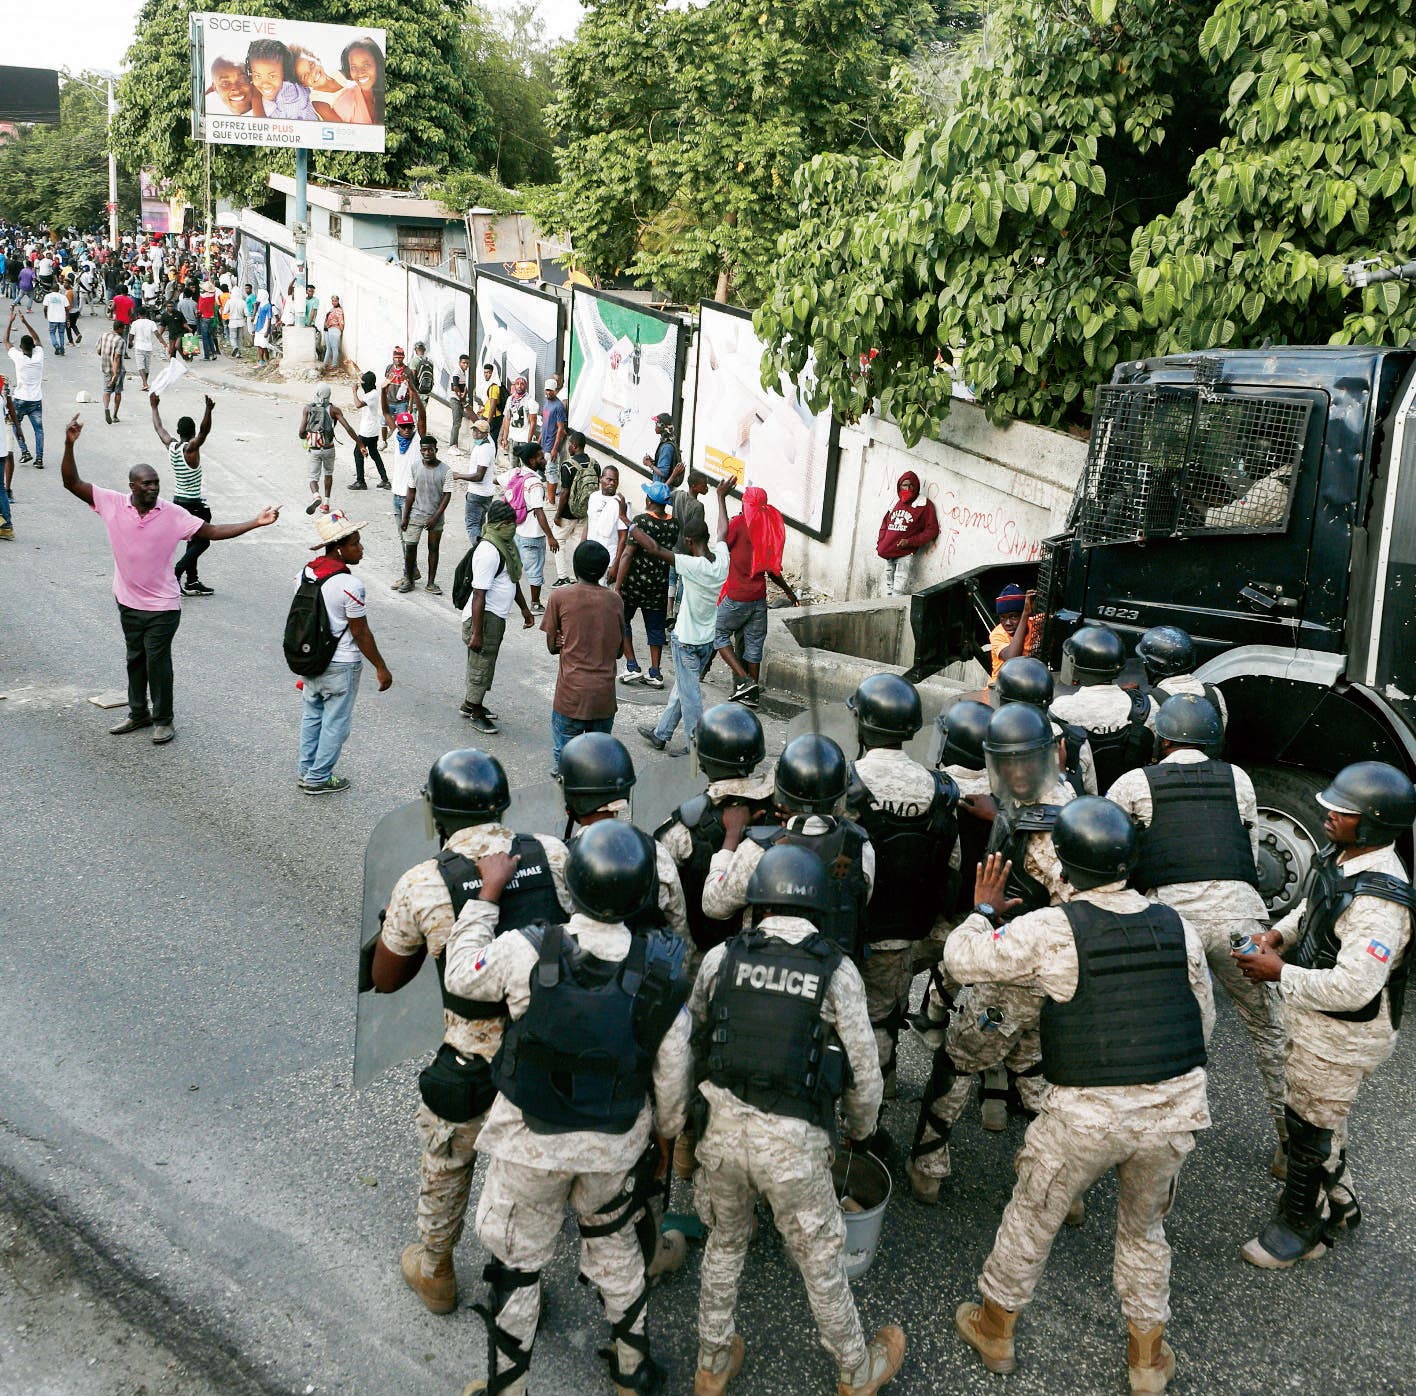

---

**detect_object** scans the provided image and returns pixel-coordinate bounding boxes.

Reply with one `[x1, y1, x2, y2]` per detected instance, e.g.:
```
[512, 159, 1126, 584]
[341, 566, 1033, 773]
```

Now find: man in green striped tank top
[151, 392, 216, 597]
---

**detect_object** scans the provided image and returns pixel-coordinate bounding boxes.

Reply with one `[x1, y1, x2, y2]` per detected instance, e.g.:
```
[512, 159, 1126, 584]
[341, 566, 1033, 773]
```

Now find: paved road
[2, 339, 1412, 1396]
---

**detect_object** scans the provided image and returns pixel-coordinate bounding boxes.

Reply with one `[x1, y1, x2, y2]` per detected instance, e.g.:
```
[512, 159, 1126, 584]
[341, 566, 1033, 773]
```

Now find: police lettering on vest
[1132, 760, 1258, 891]
[733, 958, 821, 998]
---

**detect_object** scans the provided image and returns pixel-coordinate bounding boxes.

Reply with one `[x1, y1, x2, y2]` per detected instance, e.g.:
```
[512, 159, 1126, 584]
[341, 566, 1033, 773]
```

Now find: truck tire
[1249, 765, 1327, 917]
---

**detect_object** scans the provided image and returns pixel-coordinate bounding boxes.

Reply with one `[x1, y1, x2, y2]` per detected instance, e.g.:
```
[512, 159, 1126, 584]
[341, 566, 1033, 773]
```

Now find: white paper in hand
[148, 356, 188, 397]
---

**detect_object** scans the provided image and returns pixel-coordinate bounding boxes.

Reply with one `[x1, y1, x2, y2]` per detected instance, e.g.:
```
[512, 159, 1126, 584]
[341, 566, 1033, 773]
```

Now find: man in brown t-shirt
[542, 539, 624, 775]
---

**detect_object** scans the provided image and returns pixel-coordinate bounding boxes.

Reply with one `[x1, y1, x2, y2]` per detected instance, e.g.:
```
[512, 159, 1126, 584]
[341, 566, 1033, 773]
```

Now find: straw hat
[309, 509, 368, 550]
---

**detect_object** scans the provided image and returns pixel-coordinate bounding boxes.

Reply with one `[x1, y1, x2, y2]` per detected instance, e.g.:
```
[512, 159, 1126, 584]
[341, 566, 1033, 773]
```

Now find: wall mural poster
[567, 289, 684, 469]
[239, 232, 268, 296]
[408, 270, 473, 405]
[473, 272, 563, 407]
[691, 300, 838, 538]
[267, 243, 297, 304]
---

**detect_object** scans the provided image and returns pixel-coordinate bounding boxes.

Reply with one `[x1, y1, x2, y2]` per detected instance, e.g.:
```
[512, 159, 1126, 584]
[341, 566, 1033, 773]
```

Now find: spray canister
[1230, 930, 1259, 956]
[977, 1006, 1005, 1031]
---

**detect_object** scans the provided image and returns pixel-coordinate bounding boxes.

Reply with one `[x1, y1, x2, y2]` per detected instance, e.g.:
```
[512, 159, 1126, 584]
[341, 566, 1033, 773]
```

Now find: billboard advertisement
[567, 289, 686, 469]
[473, 271, 563, 407]
[409, 269, 474, 406]
[191, 13, 387, 153]
[691, 301, 839, 539]
[237, 232, 268, 297]
[268, 243, 298, 302]
[139, 169, 170, 235]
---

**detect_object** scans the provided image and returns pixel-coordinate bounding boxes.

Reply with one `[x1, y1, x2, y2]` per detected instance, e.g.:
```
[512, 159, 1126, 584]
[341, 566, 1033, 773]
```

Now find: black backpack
[452, 544, 504, 610]
[284, 563, 348, 676]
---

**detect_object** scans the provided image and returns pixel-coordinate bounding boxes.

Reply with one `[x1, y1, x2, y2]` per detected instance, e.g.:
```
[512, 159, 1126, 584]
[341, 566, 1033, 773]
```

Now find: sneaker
[637, 724, 667, 751]
[181, 581, 215, 597]
[644, 669, 665, 689]
[730, 679, 761, 706]
[464, 712, 499, 734]
[376, 479, 391, 490]
[395, 579, 414, 593]
[32, 459, 42, 470]
[551, 577, 571, 587]
[305, 499, 321, 515]
[348, 481, 369, 491]
[530, 601, 544, 615]
[104, 407, 111, 424]
[19, 450, 31, 463]
[302, 776, 352, 795]
[425, 581, 443, 595]
[459, 703, 500, 721]
[0, 524, 12, 541]
[318, 503, 330, 514]
[620, 666, 645, 685]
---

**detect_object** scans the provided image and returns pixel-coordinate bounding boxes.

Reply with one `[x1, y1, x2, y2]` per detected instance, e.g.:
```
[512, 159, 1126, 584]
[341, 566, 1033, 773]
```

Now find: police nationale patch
[1366, 940, 1392, 964]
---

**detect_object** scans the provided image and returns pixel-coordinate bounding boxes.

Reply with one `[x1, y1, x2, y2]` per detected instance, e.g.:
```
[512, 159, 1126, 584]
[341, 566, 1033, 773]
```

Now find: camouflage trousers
[1284, 1035, 1373, 1194]
[861, 946, 915, 1078]
[694, 1121, 868, 1374]
[979, 1109, 1195, 1329]
[414, 1101, 485, 1256]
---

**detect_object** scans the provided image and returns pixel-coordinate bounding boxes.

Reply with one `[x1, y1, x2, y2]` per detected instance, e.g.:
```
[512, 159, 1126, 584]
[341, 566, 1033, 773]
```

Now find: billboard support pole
[106, 76, 119, 252]
[295, 147, 309, 300]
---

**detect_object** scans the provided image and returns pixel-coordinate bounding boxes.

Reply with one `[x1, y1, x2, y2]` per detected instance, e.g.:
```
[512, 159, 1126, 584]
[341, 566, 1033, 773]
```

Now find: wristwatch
[972, 902, 998, 924]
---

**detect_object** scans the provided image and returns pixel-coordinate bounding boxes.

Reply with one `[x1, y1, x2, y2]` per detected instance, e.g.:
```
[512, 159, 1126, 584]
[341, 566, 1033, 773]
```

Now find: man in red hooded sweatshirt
[877, 470, 940, 595]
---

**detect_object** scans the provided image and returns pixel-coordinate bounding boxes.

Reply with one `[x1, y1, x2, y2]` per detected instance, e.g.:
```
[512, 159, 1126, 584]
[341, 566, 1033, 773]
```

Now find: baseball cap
[395, 411, 415, 426]
[643, 481, 671, 504]
[652, 412, 672, 427]
[545, 376, 561, 391]
[392, 345, 405, 355]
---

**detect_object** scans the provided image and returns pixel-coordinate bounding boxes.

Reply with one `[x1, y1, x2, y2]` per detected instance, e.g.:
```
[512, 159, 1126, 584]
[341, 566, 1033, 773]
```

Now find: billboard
[473, 271, 563, 406]
[409, 269, 474, 406]
[139, 169, 170, 236]
[568, 289, 686, 469]
[692, 301, 839, 539]
[237, 232, 268, 296]
[191, 14, 387, 153]
[0, 67, 60, 124]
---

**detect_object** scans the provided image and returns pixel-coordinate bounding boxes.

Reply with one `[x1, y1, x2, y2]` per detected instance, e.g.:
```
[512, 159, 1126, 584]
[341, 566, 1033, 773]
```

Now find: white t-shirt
[227, 296, 247, 327]
[8, 346, 43, 399]
[389, 436, 419, 498]
[36, 257, 53, 277]
[513, 470, 548, 539]
[462, 539, 517, 619]
[129, 318, 159, 353]
[43, 291, 68, 323]
[586, 490, 628, 556]
[502, 395, 539, 444]
[464, 439, 496, 497]
[355, 396, 381, 437]
[297, 564, 367, 666]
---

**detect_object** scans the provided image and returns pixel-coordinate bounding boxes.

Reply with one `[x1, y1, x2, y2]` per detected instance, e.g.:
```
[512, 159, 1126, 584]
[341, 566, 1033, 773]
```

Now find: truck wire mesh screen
[1075, 385, 1312, 548]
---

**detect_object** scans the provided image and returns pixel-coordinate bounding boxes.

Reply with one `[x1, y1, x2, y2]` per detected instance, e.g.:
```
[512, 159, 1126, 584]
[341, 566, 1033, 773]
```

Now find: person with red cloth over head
[876, 470, 940, 595]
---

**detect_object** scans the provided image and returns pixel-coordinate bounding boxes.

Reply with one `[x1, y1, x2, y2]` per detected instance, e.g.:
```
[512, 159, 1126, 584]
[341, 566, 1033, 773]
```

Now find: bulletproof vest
[1041, 900, 1207, 1086]
[986, 804, 1062, 914]
[493, 923, 688, 1134]
[1287, 851, 1414, 1028]
[704, 928, 846, 1130]
[1147, 680, 1224, 726]
[1080, 689, 1154, 792]
[434, 835, 564, 1020]
[1132, 761, 1258, 891]
[950, 804, 994, 918]
[847, 766, 958, 941]
[1057, 722, 1089, 797]
[656, 794, 753, 951]
[749, 819, 872, 958]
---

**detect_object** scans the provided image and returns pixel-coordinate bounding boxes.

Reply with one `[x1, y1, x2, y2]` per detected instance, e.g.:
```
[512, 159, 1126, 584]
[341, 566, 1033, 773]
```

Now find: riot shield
[354, 798, 442, 1088]
[507, 780, 576, 843]
[785, 704, 937, 768]
[630, 751, 710, 835]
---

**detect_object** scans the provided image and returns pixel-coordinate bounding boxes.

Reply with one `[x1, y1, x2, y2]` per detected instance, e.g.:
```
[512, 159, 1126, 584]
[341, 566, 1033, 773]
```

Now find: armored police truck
[908, 346, 1416, 914]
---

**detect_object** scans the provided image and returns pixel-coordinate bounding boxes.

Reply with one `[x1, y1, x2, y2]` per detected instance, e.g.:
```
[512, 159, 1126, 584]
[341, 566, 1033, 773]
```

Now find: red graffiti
[935, 487, 1044, 565]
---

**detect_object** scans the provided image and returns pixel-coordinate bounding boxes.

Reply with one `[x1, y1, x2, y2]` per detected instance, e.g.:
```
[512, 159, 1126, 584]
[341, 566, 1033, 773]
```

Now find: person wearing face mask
[876, 471, 940, 596]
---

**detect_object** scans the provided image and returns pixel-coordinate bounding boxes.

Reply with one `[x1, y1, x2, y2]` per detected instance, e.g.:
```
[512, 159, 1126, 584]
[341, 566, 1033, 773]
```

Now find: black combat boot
[1241, 1108, 1332, 1268]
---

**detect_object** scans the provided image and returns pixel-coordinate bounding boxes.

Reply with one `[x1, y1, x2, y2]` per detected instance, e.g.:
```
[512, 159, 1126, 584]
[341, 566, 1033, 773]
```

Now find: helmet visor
[986, 742, 1057, 813]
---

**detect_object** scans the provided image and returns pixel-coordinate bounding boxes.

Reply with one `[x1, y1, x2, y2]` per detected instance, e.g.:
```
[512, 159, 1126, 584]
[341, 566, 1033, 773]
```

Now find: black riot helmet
[745, 843, 830, 923]
[1064, 624, 1126, 682]
[558, 732, 636, 817]
[1154, 693, 1222, 750]
[938, 699, 992, 772]
[995, 656, 1054, 711]
[1054, 797, 1139, 891]
[565, 820, 657, 922]
[1317, 761, 1416, 846]
[1136, 625, 1196, 683]
[425, 748, 510, 833]
[984, 702, 1059, 811]
[696, 703, 766, 781]
[847, 673, 923, 747]
[775, 733, 849, 815]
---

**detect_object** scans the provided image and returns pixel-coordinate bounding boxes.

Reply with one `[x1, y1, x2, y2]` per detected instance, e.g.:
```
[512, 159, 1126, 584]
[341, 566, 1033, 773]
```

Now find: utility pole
[106, 75, 119, 252]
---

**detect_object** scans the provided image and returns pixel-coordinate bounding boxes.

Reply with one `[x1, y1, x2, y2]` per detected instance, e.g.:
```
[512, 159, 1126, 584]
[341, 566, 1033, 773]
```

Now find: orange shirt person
[988, 583, 1043, 681]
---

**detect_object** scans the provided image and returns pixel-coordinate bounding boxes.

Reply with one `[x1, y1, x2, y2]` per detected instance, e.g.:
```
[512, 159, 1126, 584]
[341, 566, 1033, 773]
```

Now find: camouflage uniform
[1049, 685, 1158, 735]
[944, 884, 1215, 1328]
[444, 902, 693, 1392]
[1155, 673, 1228, 728]
[381, 824, 571, 1260]
[1049, 718, 1097, 794]
[573, 802, 691, 942]
[1270, 843, 1411, 1196]
[1108, 749, 1286, 1118]
[689, 914, 884, 1378]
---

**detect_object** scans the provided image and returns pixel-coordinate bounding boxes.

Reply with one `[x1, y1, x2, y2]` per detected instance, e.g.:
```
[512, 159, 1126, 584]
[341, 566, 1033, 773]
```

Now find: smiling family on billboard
[191, 13, 387, 153]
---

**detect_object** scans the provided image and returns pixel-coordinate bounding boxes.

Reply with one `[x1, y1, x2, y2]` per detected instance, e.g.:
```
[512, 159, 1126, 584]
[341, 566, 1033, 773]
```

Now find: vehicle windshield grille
[1075, 385, 1312, 547]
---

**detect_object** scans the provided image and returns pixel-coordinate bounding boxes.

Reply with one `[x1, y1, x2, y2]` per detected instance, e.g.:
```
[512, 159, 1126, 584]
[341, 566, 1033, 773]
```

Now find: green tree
[541, 0, 939, 305]
[115, 0, 495, 205]
[0, 78, 139, 230]
[459, 5, 558, 188]
[755, 0, 1226, 443]
[1132, 0, 1416, 353]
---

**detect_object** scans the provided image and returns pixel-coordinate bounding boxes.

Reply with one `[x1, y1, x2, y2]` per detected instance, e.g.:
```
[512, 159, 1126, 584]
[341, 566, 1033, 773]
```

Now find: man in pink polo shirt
[60, 414, 280, 745]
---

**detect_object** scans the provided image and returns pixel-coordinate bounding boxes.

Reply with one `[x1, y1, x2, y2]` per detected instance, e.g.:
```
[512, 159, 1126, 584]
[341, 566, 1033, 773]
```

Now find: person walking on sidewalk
[398, 435, 451, 595]
[461, 498, 535, 735]
[322, 295, 344, 371]
[5, 307, 45, 467]
[300, 383, 364, 516]
[349, 372, 390, 491]
[295, 510, 392, 794]
[42, 283, 69, 354]
[98, 319, 127, 425]
[151, 391, 217, 596]
[60, 414, 280, 745]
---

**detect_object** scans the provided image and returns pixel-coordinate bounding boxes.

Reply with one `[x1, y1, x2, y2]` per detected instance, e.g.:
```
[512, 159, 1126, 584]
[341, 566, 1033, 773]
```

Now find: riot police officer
[443, 821, 694, 1396]
[373, 750, 570, 1314]
[654, 703, 775, 973]
[1136, 625, 1227, 731]
[689, 844, 904, 1396]
[559, 731, 689, 939]
[701, 733, 874, 958]
[1235, 761, 1415, 1268]
[1107, 695, 1287, 1170]
[1049, 624, 1156, 792]
[844, 674, 958, 1093]
[936, 698, 996, 904]
[949, 800, 1214, 1395]
[996, 655, 1096, 794]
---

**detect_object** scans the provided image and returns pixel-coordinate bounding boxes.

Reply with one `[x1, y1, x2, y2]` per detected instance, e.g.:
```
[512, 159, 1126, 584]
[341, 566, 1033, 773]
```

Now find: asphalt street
[2, 334, 1413, 1396]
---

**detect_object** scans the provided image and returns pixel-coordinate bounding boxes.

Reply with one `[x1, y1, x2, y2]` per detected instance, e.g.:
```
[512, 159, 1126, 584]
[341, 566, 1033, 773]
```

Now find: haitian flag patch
[1366, 940, 1392, 964]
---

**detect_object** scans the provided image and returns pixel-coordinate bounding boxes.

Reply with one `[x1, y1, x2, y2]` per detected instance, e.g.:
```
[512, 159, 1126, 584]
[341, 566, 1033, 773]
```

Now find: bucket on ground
[831, 1149, 891, 1279]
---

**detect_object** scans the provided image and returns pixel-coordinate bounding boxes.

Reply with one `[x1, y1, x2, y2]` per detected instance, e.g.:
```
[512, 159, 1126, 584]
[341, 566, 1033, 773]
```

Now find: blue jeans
[48, 321, 65, 353]
[298, 660, 363, 783]
[654, 636, 714, 744]
[516, 533, 546, 588]
[550, 710, 614, 775]
[199, 319, 216, 359]
[12, 398, 42, 462]
[465, 492, 490, 547]
[323, 326, 341, 368]
[714, 597, 769, 663]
